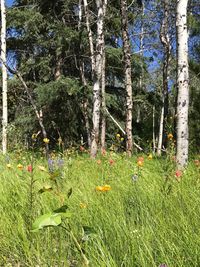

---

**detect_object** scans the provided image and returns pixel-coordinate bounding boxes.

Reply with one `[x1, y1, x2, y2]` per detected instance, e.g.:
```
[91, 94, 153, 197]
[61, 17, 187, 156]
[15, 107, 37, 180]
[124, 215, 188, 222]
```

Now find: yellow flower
[167, 133, 173, 140]
[96, 185, 111, 192]
[96, 186, 104, 192]
[148, 154, 153, 160]
[43, 138, 50, 144]
[137, 160, 143, 167]
[116, 133, 120, 138]
[7, 163, 12, 169]
[103, 185, 111, 191]
[121, 137, 124, 141]
[80, 202, 87, 209]
[17, 164, 23, 170]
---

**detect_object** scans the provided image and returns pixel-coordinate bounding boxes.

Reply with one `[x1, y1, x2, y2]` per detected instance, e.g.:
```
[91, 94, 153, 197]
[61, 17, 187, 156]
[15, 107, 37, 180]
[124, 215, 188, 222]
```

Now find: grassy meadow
[1, 149, 200, 267]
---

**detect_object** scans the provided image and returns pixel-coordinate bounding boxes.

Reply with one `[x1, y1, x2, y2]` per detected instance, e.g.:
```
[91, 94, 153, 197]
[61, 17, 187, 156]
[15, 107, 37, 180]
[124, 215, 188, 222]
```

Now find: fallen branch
[105, 108, 143, 151]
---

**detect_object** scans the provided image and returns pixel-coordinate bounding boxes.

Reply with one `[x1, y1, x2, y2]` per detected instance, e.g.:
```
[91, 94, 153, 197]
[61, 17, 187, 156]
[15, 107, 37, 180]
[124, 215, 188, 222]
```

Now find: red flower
[175, 170, 182, 178]
[109, 158, 115, 165]
[27, 165, 33, 173]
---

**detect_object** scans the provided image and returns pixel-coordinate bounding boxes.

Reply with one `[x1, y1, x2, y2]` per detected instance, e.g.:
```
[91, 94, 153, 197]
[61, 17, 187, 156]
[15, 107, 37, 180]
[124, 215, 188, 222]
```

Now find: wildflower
[109, 158, 115, 165]
[7, 163, 12, 169]
[17, 164, 23, 170]
[80, 202, 87, 209]
[79, 145, 85, 152]
[103, 185, 111, 191]
[101, 148, 106, 156]
[167, 133, 173, 140]
[96, 186, 104, 192]
[137, 156, 144, 162]
[116, 133, 120, 138]
[96, 185, 111, 192]
[27, 165, 33, 172]
[32, 133, 37, 140]
[148, 154, 153, 160]
[175, 170, 182, 181]
[137, 160, 143, 167]
[97, 159, 101, 165]
[43, 138, 50, 144]
[159, 264, 168, 267]
[121, 137, 124, 141]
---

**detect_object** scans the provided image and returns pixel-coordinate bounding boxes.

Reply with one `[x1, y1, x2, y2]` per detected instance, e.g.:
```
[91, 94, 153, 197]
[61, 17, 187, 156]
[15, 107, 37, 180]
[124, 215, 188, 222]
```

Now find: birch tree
[120, 0, 133, 156]
[1, 0, 7, 154]
[89, 0, 107, 158]
[176, 0, 189, 168]
[157, 0, 171, 156]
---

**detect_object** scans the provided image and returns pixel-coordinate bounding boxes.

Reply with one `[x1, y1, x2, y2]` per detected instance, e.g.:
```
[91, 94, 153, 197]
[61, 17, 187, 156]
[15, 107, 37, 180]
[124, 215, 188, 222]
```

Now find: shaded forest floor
[1, 150, 200, 267]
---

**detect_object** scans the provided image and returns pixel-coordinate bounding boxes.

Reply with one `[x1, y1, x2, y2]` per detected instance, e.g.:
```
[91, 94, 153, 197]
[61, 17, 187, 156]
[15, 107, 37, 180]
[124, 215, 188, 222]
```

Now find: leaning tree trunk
[90, 0, 107, 158]
[1, 0, 7, 154]
[157, 0, 171, 156]
[120, 0, 133, 157]
[176, 0, 189, 168]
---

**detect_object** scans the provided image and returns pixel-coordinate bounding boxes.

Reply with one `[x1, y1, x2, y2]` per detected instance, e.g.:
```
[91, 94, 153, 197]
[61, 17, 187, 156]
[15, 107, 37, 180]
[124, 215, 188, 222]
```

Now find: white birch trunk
[90, 0, 107, 158]
[176, 0, 189, 168]
[83, 0, 95, 76]
[1, 0, 7, 154]
[120, 0, 133, 157]
[100, 43, 106, 151]
[157, 0, 171, 156]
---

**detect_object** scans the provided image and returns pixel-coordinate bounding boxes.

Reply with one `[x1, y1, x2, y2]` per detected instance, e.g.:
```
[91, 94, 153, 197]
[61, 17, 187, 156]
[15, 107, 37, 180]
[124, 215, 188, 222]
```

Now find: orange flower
[167, 133, 173, 140]
[97, 159, 101, 165]
[103, 185, 111, 191]
[137, 156, 144, 162]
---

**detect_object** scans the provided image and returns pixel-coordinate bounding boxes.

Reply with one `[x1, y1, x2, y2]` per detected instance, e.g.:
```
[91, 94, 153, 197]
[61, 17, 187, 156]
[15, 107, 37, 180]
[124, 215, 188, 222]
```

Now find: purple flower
[159, 264, 168, 267]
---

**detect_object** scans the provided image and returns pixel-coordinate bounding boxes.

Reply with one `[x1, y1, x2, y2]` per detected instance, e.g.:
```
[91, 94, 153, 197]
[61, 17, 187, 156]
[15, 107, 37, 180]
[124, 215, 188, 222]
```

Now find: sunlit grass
[0, 152, 200, 266]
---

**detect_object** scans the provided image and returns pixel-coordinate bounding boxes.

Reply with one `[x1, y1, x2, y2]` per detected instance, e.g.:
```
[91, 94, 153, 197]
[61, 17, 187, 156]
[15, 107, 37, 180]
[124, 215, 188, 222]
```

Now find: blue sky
[7, 0, 14, 7]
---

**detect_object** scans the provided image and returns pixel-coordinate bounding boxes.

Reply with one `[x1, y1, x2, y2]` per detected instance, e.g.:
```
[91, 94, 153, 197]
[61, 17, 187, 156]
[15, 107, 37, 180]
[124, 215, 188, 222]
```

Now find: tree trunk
[157, 0, 171, 156]
[120, 0, 133, 157]
[83, 0, 95, 76]
[137, 1, 144, 124]
[176, 0, 189, 168]
[78, 0, 91, 147]
[90, 0, 107, 158]
[1, 0, 7, 154]
[100, 33, 106, 151]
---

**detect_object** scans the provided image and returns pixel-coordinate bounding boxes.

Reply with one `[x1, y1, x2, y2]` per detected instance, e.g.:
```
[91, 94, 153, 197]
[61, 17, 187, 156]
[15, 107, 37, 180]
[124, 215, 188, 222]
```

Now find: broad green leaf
[31, 213, 61, 232]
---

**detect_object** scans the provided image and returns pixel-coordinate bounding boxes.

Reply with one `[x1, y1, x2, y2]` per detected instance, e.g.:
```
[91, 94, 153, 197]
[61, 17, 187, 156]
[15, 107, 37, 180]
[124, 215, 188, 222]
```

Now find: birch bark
[176, 0, 189, 168]
[1, 0, 7, 154]
[120, 0, 133, 157]
[157, 0, 171, 156]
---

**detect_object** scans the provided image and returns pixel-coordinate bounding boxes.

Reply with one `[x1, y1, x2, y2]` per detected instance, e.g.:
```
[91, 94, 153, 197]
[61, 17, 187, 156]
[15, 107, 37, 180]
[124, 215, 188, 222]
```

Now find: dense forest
[1, 0, 200, 164]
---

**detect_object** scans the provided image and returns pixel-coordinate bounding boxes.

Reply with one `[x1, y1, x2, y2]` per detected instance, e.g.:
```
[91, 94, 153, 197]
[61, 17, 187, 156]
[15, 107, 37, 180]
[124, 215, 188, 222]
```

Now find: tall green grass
[0, 152, 200, 266]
